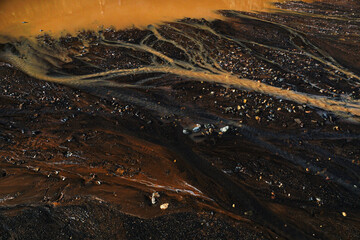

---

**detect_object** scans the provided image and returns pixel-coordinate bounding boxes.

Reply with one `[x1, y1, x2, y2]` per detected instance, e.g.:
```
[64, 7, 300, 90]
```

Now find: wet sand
[0, 0, 360, 239]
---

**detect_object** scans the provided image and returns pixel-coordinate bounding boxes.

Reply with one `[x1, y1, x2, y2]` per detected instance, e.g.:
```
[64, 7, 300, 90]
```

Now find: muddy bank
[1, 0, 360, 239]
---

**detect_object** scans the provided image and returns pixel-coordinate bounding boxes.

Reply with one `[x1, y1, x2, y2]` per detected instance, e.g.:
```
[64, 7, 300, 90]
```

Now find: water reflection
[0, 0, 283, 39]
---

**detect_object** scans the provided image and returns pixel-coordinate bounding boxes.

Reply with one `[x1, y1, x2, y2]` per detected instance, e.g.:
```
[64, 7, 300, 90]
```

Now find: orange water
[0, 0, 283, 40]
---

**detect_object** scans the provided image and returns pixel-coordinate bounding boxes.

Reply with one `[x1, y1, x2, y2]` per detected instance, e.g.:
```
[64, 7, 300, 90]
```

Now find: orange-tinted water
[0, 0, 288, 40]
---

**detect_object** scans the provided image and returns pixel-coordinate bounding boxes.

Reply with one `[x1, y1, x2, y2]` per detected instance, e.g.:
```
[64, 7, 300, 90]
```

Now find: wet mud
[0, 0, 360, 239]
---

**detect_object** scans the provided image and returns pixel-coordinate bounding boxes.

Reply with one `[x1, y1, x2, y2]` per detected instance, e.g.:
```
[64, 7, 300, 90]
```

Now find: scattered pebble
[244, 211, 253, 216]
[294, 118, 302, 124]
[151, 192, 160, 205]
[182, 129, 190, 135]
[220, 126, 229, 133]
[160, 203, 169, 210]
[192, 124, 201, 133]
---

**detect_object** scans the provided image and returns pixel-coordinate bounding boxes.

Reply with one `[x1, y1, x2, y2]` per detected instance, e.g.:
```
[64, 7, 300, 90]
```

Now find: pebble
[160, 203, 169, 210]
[220, 126, 229, 133]
[151, 192, 160, 205]
[294, 118, 302, 124]
[182, 129, 190, 135]
[192, 124, 201, 133]
[244, 211, 253, 216]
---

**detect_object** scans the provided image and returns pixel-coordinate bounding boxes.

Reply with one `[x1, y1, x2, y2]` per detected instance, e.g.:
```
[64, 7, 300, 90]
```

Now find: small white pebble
[220, 126, 229, 133]
[160, 203, 169, 210]
[151, 192, 160, 205]
[182, 129, 190, 135]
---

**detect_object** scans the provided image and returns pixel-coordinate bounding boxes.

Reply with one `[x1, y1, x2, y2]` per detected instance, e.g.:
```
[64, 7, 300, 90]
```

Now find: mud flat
[0, 0, 360, 239]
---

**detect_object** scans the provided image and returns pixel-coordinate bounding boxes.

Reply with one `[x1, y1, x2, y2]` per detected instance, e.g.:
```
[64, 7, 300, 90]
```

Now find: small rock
[31, 130, 42, 136]
[224, 107, 233, 113]
[192, 124, 201, 133]
[65, 151, 73, 158]
[244, 210, 253, 216]
[116, 168, 125, 175]
[294, 118, 302, 124]
[182, 129, 190, 135]
[192, 127, 201, 133]
[151, 192, 160, 205]
[160, 203, 169, 210]
[220, 126, 229, 133]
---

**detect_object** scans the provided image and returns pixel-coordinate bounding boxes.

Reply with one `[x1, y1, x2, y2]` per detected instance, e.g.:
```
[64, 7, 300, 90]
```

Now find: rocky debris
[160, 203, 169, 210]
[220, 126, 229, 133]
[192, 124, 202, 133]
[182, 129, 190, 134]
[151, 192, 160, 205]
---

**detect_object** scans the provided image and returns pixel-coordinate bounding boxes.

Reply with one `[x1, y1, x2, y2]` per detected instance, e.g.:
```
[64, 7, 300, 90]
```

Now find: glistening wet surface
[0, 0, 360, 239]
[0, 0, 296, 40]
